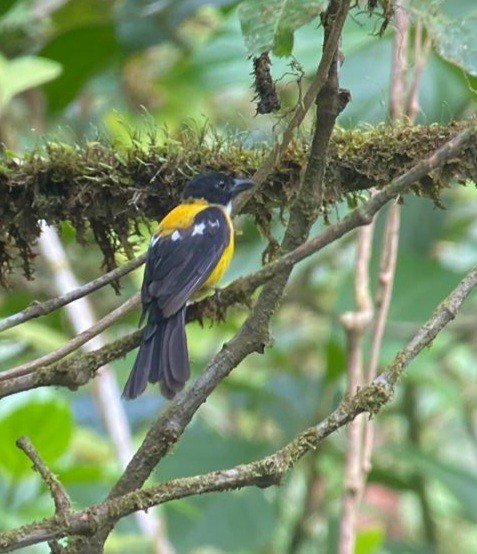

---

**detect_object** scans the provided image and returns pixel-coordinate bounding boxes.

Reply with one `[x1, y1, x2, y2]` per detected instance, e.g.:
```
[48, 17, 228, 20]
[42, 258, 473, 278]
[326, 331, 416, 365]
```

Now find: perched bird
[123, 171, 253, 400]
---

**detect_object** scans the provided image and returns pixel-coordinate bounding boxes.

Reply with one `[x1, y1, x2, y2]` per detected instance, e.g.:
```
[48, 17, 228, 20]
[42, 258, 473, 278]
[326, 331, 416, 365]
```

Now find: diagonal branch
[0, 254, 145, 333]
[1, 294, 139, 381]
[16, 437, 71, 520]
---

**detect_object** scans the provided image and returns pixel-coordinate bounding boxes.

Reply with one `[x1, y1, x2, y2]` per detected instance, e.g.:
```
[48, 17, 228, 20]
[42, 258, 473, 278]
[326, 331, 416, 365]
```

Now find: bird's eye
[217, 180, 225, 189]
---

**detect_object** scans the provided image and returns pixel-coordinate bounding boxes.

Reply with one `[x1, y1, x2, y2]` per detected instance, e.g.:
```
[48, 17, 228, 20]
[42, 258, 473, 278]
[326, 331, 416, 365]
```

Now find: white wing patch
[150, 235, 160, 246]
[192, 222, 206, 236]
[171, 230, 182, 241]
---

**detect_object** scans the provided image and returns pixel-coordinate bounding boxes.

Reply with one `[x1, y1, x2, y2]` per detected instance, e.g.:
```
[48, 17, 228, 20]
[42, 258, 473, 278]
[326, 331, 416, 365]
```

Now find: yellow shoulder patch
[156, 199, 208, 236]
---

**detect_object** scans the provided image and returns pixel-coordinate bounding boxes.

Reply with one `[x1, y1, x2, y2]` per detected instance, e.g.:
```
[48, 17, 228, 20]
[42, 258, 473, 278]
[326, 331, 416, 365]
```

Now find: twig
[16, 436, 71, 519]
[0, 293, 140, 381]
[3, 262, 477, 553]
[406, 19, 432, 120]
[368, 203, 401, 383]
[0, 253, 145, 333]
[338, 224, 374, 554]
[361, 201, 401, 477]
[389, 3, 409, 120]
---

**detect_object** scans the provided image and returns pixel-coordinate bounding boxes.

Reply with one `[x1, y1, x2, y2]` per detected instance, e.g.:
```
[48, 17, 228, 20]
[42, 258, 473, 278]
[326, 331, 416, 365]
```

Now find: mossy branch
[0, 121, 476, 285]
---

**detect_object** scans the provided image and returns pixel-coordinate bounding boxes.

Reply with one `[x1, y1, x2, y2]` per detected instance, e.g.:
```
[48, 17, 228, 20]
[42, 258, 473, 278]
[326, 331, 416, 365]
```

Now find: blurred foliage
[0, 0, 477, 554]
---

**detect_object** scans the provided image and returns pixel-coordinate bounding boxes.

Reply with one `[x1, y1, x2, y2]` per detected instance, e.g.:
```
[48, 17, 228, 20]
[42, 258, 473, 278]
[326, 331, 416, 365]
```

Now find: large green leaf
[426, 13, 477, 76]
[411, 0, 477, 76]
[0, 399, 73, 480]
[0, 54, 62, 109]
[39, 24, 119, 112]
[238, 0, 328, 57]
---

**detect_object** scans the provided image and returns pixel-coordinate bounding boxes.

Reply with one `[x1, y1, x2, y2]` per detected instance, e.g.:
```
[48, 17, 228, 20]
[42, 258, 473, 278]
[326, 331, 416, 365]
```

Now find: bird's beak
[231, 177, 254, 197]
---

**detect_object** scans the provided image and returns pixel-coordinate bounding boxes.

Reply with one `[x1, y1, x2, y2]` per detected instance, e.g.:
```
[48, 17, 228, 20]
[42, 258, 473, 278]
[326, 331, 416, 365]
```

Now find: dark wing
[142, 206, 230, 319]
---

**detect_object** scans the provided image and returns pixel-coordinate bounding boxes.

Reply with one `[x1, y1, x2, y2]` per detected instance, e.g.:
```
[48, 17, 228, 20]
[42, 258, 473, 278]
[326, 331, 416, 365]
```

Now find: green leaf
[238, 0, 328, 57]
[420, 7, 477, 76]
[355, 527, 386, 554]
[0, 0, 18, 18]
[0, 54, 62, 109]
[39, 25, 119, 112]
[0, 399, 73, 480]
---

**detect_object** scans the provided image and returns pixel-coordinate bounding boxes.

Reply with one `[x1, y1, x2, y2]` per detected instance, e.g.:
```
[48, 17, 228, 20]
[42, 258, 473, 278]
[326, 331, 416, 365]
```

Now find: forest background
[0, 1, 477, 553]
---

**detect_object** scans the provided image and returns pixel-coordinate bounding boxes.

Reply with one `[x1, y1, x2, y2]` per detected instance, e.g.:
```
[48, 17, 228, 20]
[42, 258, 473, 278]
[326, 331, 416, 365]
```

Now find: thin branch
[406, 19, 432, 120]
[0, 294, 140, 382]
[389, 3, 409, 120]
[368, 203, 401, 383]
[16, 437, 71, 519]
[338, 224, 374, 554]
[2, 262, 477, 553]
[0, 253, 145, 333]
[361, 201, 400, 478]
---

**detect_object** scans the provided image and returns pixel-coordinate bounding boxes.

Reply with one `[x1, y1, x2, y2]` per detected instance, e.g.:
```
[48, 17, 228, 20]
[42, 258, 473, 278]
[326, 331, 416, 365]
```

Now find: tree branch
[16, 437, 71, 520]
[1, 122, 475, 286]
[0, 254, 145, 333]
[0, 294, 139, 381]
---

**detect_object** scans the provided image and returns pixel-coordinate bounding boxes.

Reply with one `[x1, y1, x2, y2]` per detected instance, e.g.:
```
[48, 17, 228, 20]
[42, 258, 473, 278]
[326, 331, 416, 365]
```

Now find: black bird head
[182, 171, 253, 206]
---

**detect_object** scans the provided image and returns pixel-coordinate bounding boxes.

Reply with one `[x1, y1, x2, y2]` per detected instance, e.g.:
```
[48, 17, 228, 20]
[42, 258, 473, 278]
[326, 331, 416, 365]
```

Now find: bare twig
[0, 253, 145, 333]
[339, 224, 374, 554]
[406, 19, 432, 120]
[0, 293, 140, 381]
[368, 203, 401, 383]
[389, 3, 409, 120]
[16, 436, 71, 519]
[3, 262, 477, 553]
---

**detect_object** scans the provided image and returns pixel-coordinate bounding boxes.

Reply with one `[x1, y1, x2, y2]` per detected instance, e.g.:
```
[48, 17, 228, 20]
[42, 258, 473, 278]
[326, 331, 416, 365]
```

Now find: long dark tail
[122, 307, 190, 400]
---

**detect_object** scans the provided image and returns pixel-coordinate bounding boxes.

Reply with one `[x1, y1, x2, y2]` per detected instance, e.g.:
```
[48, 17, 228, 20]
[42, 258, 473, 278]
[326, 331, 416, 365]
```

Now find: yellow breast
[202, 231, 234, 289]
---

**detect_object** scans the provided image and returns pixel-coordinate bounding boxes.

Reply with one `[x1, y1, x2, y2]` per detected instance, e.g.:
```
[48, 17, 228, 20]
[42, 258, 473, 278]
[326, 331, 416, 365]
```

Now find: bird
[122, 171, 253, 400]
